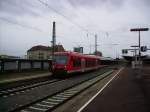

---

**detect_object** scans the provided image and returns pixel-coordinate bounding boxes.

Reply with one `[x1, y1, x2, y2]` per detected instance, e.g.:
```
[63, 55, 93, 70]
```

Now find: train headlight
[52, 65, 55, 69]
[64, 65, 67, 70]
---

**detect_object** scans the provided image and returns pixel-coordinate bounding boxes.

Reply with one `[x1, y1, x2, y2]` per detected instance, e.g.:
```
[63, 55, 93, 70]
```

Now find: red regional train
[51, 51, 102, 76]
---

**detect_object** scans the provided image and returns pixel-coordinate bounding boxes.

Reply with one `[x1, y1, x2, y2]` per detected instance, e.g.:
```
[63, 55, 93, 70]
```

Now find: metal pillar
[52, 21, 56, 60]
[95, 34, 97, 55]
[138, 31, 141, 63]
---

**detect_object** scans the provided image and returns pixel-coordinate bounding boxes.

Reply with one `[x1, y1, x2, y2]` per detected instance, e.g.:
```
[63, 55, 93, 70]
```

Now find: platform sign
[122, 49, 128, 54]
[130, 28, 149, 31]
[141, 46, 147, 52]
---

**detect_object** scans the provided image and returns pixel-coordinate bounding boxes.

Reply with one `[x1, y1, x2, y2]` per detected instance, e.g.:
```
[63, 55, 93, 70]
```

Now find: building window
[39, 52, 44, 59]
[29, 55, 32, 59]
[47, 55, 50, 59]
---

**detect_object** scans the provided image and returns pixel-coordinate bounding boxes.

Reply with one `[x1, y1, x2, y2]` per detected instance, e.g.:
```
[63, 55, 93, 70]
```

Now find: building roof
[54, 51, 98, 59]
[27, 45, 65, 52]
[54, 45, 65, 52]
[27, 45, 52, 52]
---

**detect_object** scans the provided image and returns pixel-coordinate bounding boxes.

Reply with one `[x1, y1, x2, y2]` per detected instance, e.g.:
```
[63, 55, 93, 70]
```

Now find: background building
[73, 47, 83, 53]
[94, 51, 103, 56]
[55, 45, 65, 52]
[27, 45, 65, 60]
[0, 55, 20, 59]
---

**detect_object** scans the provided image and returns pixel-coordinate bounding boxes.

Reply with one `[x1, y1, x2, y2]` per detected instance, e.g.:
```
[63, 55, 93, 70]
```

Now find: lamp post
[111, 44, 119, 59]
[131, 45, 139, 67]
[130, 28, 149, 65]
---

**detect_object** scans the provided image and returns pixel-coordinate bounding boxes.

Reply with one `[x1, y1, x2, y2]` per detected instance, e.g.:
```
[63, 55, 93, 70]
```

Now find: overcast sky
[0, 0, 150, 58]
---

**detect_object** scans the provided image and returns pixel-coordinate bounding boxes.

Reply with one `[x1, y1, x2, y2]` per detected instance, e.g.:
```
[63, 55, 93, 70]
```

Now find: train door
[81, 58, 85, 72]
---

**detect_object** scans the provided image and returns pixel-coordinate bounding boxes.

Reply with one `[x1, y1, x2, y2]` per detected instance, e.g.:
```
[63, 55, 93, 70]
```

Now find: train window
[98, 59, 101, 65]
[73, 58, 81, 67]
[53, 55, 68, 64]
[86, 59, 96, 67]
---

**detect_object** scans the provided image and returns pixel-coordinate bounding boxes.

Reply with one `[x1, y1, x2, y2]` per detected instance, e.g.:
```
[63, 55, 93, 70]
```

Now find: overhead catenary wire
[0, 17, 44, 33]
[2, 1, 105, 50]
[37, 0, 95, 36]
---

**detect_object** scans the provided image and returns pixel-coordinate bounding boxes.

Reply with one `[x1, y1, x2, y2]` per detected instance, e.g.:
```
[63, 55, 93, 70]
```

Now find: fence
[0, 59, 52, 73]
[0, 58, 127, 73]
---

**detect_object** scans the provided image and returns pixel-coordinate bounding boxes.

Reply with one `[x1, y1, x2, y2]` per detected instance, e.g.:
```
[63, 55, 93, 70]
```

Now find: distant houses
[1, 44, 102, 60]
[27, 45, 65, 60]
[73, 47, 83, 53]
[0, 55, 20, 59]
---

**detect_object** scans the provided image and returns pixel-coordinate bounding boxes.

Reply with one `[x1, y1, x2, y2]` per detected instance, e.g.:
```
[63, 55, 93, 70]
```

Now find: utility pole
[89, 44, 92, 54]
[52, 21, 56, 60]
[95, 34, 97, 55]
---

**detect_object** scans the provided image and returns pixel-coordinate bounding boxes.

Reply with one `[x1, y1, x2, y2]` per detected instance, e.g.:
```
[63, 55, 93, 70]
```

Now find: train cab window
[73, 58, 81, 67]
[53, 55, 68, 64]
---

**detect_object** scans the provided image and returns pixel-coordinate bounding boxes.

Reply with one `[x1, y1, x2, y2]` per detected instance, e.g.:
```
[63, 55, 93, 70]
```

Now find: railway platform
[0, 71, 51, 84]
[78, 66, 150, 112]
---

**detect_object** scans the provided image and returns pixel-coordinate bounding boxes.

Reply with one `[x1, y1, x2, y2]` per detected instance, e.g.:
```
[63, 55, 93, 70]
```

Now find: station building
[27, 45, 65, 60]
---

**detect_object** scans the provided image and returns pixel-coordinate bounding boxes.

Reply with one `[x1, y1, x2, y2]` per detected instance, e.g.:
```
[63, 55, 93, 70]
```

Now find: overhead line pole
[95, 34, 97, 55]
[52, 21, 56, 61]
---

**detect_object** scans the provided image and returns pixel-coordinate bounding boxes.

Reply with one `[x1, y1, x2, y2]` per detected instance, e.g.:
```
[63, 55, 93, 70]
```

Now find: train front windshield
[53, 55, 68, 65]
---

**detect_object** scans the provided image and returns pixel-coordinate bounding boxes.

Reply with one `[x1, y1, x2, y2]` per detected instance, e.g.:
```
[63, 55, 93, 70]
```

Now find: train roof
[54, 51, 100, 59]
[100, 57, 114, 60]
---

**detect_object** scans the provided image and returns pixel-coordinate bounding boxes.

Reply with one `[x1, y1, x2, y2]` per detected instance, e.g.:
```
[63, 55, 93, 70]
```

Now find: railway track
[0, 79, 61, 98]
[0, 66, 111, 98]
[0, 67, 118, 112]
[13, 70, 114, 112]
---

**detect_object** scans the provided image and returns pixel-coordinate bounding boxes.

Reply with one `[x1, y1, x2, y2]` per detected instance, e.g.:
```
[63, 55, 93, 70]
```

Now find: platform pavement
[78, 66, 150, 112]
[0, 71, 51, 84]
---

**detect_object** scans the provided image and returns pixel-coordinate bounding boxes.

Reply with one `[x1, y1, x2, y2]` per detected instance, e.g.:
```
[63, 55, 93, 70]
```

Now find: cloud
[0, 0, 37, 16]
[68, 0, 125, 10]
[0, 0, 150, 57]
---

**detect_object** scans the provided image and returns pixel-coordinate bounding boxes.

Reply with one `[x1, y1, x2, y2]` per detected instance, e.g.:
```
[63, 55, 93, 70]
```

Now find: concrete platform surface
[0, 71, 51, 84]
[78, 66, 150, 112]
